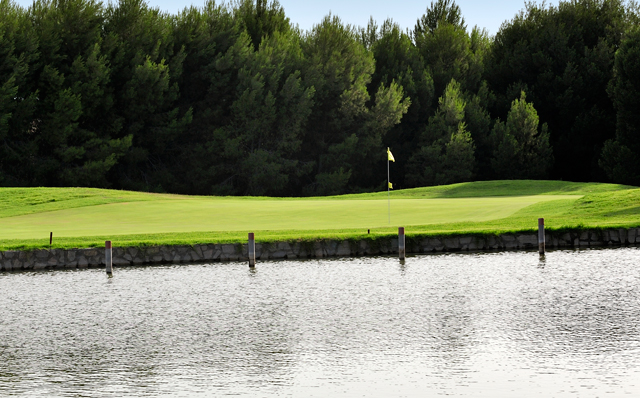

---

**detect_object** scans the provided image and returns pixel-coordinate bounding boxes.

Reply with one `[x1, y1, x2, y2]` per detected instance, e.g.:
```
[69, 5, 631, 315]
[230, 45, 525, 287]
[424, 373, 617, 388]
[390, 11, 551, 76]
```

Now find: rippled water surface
[1, 248, 640, 397]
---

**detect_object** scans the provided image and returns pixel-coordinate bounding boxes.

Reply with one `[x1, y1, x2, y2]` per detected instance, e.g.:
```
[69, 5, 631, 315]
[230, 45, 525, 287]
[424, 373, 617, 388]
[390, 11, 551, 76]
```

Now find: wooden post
[398, 227, 405, 260]
[49, 232, 52, 250]
[538, 218, 545, 255]
[105, 241, 113, 276]
[248, 233, 256, 268]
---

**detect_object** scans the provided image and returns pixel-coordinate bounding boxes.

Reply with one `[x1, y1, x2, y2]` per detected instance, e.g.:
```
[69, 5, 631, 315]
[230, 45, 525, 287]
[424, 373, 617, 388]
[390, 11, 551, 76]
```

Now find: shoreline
[1, 227, 639, 271]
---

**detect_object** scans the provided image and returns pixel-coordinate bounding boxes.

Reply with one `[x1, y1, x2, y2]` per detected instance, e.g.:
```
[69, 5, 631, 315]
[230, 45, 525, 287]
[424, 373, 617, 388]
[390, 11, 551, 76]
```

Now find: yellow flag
[388, 182, 393, 189]
[387, 147, 395, 162]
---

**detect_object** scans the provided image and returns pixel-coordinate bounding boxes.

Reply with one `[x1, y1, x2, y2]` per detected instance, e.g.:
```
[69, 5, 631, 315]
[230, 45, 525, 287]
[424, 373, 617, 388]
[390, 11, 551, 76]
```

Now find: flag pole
[388, 150, 390, 224]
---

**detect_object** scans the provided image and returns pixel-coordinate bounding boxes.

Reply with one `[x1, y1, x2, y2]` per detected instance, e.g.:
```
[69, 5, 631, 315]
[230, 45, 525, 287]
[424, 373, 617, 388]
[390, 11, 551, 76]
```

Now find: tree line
[1, 0, 639, 196]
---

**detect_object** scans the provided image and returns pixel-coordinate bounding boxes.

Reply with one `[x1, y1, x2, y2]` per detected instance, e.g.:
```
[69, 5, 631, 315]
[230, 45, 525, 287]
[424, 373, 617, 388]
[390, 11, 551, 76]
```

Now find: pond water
[1, 248, 639, 397]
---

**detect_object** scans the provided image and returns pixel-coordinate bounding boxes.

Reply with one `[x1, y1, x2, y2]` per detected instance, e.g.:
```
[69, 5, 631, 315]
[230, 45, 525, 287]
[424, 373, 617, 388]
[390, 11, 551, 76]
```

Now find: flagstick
[388, 156, 390, 224]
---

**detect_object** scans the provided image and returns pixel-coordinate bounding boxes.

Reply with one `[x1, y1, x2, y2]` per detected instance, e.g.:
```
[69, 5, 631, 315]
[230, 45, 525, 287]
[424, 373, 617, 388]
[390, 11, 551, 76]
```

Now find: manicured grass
[0, 180, 638, 250]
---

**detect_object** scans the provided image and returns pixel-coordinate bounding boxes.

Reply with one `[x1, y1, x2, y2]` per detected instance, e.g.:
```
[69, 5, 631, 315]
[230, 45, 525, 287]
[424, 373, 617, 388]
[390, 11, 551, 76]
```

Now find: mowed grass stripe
[0, 195, 580, 239]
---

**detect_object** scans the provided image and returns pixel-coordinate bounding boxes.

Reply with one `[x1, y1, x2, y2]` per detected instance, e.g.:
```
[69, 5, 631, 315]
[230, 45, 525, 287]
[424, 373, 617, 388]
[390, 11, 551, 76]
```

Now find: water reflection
[1, 248, 639, 397]
[538, 253, 546, 268]
[398, 259, 407, 275]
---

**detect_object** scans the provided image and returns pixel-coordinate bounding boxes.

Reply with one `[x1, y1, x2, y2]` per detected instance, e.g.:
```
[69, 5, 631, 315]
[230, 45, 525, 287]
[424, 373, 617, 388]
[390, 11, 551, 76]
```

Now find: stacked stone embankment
[1, 228, 639, 271]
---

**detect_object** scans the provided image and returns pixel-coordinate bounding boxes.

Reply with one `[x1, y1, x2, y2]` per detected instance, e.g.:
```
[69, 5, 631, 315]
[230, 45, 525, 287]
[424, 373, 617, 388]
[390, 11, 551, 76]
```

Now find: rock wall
[1, 228, 639, 271]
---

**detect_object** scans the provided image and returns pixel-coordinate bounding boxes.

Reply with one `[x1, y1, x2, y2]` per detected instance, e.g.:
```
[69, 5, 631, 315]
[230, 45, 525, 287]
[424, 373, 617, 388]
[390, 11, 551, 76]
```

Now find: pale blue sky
[13, 0, 560, 35]
[273, 0, 558, 35]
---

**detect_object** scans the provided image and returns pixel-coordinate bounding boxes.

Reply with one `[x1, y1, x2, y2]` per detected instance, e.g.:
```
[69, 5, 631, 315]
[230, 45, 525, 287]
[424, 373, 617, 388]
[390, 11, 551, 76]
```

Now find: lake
[1, 248, 639, 397]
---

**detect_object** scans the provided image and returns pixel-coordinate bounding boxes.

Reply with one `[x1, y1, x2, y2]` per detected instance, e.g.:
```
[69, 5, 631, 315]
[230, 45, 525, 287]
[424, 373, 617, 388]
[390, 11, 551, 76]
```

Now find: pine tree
[490, 92, 553, 179]
[406, 79, 475, 186]
[599, 27, 640, 184]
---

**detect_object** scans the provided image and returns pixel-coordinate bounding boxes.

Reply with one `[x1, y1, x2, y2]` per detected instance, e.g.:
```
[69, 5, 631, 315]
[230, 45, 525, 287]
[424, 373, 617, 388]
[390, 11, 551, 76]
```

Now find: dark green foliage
[413, 3, 488, 98]
[360, 18, 434, 188]
[234, 0, 290, 50]
[217, 32, 315, 195]
[464, 81, 494, 179]
[103, 0, 189, 192]
[414, 0, 466, 36]
[16, 0, 131, 187]
[486, 0, 629, 182]
[0, 0, 38, 185]
[406, 79, 475, 186]
[490, 92, 553, 179]
[415, 21, 469, 98]
[600, 27, 640, 184]
[300, 15, 409, 195]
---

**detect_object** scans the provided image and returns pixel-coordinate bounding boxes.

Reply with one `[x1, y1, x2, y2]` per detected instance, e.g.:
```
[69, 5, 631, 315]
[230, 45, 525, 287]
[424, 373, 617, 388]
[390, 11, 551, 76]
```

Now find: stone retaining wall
[1, 227, 639, 271]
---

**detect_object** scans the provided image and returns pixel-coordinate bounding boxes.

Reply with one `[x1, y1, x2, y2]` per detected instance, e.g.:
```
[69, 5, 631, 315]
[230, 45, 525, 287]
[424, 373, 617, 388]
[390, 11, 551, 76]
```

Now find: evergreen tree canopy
[414, 0, 466, 36]
[486, 0, 629, 181]
[0, 0, 637, 195]
[406, 79, 475, 186]
[599, 27, 640, 184]
[490, 92, 553, 179]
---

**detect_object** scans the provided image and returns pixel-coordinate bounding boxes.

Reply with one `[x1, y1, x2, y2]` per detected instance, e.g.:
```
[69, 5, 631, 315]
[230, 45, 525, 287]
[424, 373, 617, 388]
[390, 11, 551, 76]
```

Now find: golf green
[0, 195, 580, 239]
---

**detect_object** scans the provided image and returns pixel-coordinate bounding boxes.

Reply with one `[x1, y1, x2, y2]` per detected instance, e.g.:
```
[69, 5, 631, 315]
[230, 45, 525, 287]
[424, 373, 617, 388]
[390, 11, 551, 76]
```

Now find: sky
[272, 0, 559, 35]
[13, 0, 561, 36]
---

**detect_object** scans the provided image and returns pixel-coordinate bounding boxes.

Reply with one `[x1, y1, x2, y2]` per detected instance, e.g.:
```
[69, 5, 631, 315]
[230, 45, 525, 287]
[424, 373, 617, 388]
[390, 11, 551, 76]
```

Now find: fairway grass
[1, 180, 639, 250]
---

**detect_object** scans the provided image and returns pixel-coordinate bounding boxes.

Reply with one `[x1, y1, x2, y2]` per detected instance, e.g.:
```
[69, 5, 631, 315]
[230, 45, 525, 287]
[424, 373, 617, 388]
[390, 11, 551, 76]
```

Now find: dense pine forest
[1, 0, 639, 195]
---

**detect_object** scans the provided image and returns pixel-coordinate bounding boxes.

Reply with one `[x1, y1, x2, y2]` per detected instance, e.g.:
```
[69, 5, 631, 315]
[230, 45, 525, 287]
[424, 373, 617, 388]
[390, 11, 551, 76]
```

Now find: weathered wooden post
[538, 218, 545, 255]
[105, 241, 113, 276]
[248, 233, 256, 267]
[398, 227, 406, 260]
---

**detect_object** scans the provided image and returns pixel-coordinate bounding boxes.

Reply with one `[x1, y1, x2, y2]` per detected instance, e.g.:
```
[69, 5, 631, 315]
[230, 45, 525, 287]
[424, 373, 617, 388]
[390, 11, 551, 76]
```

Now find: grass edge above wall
[3, 222, 640, 251]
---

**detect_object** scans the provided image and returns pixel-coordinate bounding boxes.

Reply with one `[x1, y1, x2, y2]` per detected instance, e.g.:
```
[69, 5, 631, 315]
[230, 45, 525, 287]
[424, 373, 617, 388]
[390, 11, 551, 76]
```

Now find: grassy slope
[0, 180, 638, 250]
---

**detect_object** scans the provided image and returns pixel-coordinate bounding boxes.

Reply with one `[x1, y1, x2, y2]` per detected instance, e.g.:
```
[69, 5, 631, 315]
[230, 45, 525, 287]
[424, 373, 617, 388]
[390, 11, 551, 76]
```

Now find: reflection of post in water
[399, 259, 406, 275]
[105, 241, 113, 277]
[398, 227, 405, 261]
[248, 233, 256, 268]
[398, 227, 407, 272]
[538, 253, 546, 268]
